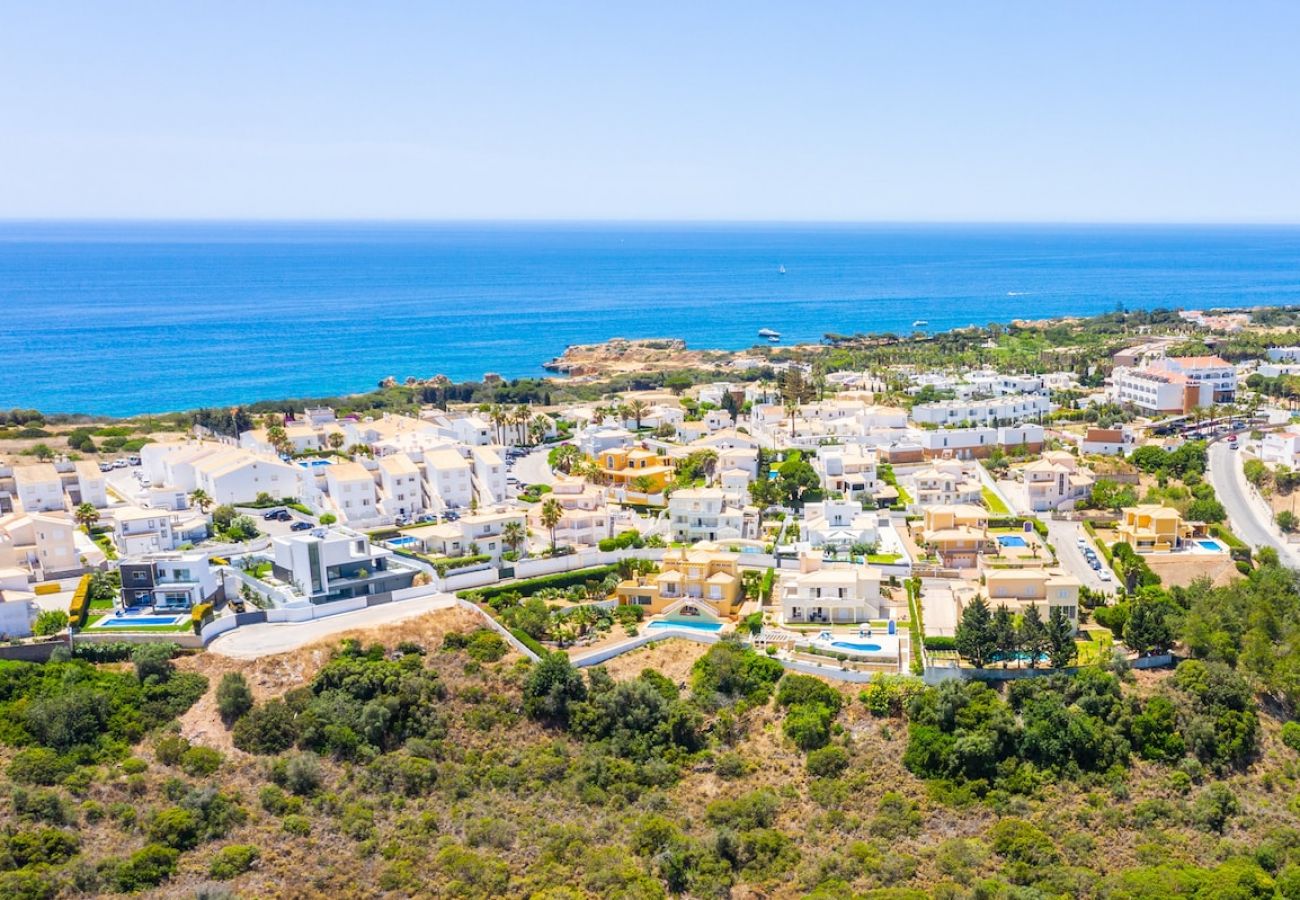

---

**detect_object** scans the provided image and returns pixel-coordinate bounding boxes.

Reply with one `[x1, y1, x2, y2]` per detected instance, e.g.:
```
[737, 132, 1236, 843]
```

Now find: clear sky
[2, 1, 1298, 222]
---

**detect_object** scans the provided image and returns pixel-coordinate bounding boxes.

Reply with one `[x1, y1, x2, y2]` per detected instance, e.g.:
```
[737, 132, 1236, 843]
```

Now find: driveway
[920, 580, 959, 637]
[1044, 516, 1114, 595]
[1207, 441, 1300, 567]
[206, 592, 457, 659]
[513, 447, 556, 487]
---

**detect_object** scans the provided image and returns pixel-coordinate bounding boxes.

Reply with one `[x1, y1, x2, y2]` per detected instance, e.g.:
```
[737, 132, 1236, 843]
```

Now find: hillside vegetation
[4, 606, 1300, 898]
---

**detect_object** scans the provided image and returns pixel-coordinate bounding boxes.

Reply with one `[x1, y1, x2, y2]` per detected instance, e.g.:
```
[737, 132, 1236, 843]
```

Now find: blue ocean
[3, 222, 1300, 416]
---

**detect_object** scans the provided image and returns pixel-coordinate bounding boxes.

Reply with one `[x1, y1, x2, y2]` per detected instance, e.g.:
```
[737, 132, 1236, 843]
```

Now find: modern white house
[1080, 427, 1134, 456]
[1260, 431, 1300, 468]
[910, 460, 983, 507]
[0, 568, 38, 638]
[800, 499, 882, 550]
[577, 425, 635, 457]
[117, 550, 221, 610]
[1113, 356, 1237, 415]
[12, 464, 66, 513]
[779, 555, 883, 625]
[668, 488, 752, 543]
[271, 530, 417, 604]
[72, 461, 109, 509]
[0, 512, 85, 579]
[376, 454, 425, 520]
[1021, 452, 1095, 511]
[142, 442, 304, 506]
[422, 448, 474, 511]
[815, 446, 879, 499]
[324, 461, 380, 525]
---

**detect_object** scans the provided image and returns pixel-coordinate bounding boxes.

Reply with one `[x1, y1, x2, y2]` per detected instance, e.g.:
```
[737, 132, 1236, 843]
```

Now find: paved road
[207, 593, 456, 659]
[513, 447, 556, 486]
[1207, 442, 1300, 567]
[1044, 516, 1114, 595]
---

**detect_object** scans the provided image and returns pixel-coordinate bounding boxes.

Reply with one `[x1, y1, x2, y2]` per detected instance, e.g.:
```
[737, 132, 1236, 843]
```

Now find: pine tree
[1047, 606, 1078, 669]
[992, 603, 1018, 665]
[1019, 605, 1050, 668]
[955, 596, 997, 668]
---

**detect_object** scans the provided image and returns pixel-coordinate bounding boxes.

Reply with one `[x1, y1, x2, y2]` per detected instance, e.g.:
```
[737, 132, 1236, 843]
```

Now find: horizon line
[2, 216, 1300, 228]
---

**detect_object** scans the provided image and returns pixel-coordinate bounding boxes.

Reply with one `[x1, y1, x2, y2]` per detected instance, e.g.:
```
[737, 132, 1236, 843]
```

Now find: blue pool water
[1197, 539, 1225, 552]
[828, 640, 884, 652]
[387, 536, 418, 548]
[7, 222, 1300, 415]
[648, 620, 723, 632]
[98, 615, 183, 628]
[998, 535, 1028, 548]
[298, 458, 333, 469]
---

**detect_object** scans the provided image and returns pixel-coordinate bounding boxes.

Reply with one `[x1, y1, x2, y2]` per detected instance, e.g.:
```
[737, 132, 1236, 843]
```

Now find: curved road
[1207, 442, 1300, 568]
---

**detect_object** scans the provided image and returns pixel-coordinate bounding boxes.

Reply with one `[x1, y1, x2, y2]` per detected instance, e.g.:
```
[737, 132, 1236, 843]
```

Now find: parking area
[1045, 517, 1114, 595]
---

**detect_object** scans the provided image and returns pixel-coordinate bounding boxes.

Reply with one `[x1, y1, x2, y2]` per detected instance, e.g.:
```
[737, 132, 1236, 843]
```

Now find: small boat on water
[777, 264, 786, 275]
[767, 335, 780, 343]
[758, 328, 781, 339]
[912, 319, 928, 328]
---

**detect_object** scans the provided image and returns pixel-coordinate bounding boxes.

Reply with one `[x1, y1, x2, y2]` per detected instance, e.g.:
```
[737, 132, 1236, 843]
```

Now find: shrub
[110, 844, 179, 892]
[216, 672, 254, 724]
[922, 635, 956, 652]
[131, 643, 177, 682]
[7, 748, 74, 786]
[988, 818, 1059, 867]
[1283, 722, 1300, 754]
[180, 746, 224, 777]
[806, 745, 850, 778]
[277, 753, 322, 796]
[282, 814, 312, 836]
[147, 806, 203, 850]
[465, 630, 508, 663]
[209, 844, 260, 879]
[777, 674, 843, 713]
[33, 610, 68, 636]
[232, 699, 299, 754]
[5, 827, 80, 868]
[1192, 783, 1240, 833]
[155, 734, 191, 766]
[783, 703, 833, 751]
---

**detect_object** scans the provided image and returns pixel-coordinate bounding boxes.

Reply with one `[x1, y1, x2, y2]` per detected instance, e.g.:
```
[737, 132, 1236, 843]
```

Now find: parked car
[262, 508, 291, 521]
[112, 459, 128, 469]
[1076, 536, 1087, 547]
[127, 455, 141, 466]
[98, 462, 113, 473]
[415, 514, 436, 524]
[1091, 560, 1102, 571]
[290, 520, 313, 532]
[1099, 569, 1113, 581]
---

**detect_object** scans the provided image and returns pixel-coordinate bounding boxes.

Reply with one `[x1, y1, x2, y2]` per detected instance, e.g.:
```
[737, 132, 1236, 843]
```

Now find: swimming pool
[648, 620, 723, 632]
[387, 536, 419, 549]
[297, 458, 333, 469]
[97, 615, 184, 628]
[828, 640, 883, 652]
[997, 535, 1027, 548]
[1197, 539, 1226, 552]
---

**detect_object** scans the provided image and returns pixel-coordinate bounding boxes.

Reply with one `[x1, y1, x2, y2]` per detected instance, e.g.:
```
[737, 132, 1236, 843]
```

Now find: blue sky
[1, 2, 1298, 222]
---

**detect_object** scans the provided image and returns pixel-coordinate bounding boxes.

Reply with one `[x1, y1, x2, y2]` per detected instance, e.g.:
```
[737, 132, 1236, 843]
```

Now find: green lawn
[867, 553, 902, 564]
[982, 487, 1010, 515]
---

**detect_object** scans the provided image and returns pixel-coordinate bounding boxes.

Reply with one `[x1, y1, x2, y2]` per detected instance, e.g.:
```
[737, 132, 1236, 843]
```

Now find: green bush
[776, 674, 843, 714]
[216, 672, 254, 724]
[459, 565, 619, 605]
[110, 843, 179, 892]
[805, 745, 850, 778]
[783, 704, 833, 751]
[1282, 721, 1300, 753]
[465, 630, 509, 662]
[232, 699, 299, 754]
[282, 814, 312, 836]
[180, 745, 223, 777]
[922, 636, 956, 651]
[147, 806, 202, 850]
[7, 748, 74, 786]
[209, 844, 260, 879]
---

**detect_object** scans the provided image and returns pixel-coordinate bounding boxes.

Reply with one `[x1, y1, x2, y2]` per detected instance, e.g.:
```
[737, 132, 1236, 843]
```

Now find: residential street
[513, 446, 557, 486]
[1044, 516, 1114, 595]
[206, 593, 456, 659]
[1207, 441, 1300, 567]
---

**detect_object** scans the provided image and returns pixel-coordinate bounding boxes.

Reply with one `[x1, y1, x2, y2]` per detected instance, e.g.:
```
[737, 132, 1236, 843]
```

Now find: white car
[1099, 569, 1113, 581]
[1076, 536, 1087, 547]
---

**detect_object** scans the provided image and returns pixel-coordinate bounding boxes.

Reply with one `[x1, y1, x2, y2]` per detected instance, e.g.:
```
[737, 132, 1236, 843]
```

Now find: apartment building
[324, 461, 379, 525]
[423, 448, 474, 511]
[12, 463, 65, 513]
[911, 393, 1052, 427]
[376, 454, 425, 520]
[916, 425, 1045, 460]
[1114, 356, 1237, 414]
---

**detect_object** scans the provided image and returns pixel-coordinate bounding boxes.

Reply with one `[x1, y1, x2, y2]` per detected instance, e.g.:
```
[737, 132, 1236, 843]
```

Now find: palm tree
[327, 432, 345, 452]
[188, 488, 214, 515]
[628, 399, 650, 432]
[502, 520, 528, 556]
[73, 502, 99, 530]
[540, 497, 564, 550]
[529, 417, 548, 446]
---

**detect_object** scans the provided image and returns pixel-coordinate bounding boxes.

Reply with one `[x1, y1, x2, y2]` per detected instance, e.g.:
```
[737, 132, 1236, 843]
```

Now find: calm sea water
[3, 222, 1300, 416]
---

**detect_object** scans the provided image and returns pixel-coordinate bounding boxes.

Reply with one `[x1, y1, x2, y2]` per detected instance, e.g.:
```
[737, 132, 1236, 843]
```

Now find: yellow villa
[613, 548, 743, 619]
[594, 446, 675, 497]
[982, 569, 1082, 633]
[917, 504, 994, 568]
[1116, 504, 1196, 553]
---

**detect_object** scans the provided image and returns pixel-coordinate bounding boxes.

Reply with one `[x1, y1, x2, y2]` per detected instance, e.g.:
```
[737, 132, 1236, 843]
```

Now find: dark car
[262, 509, 292, 521]
[290, 520, 313, 531]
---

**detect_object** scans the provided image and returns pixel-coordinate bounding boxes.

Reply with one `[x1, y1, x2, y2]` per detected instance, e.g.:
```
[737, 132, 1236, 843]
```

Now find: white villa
[779, 554, 883, 625]
[668, 487, 753, 543]
[800, 499, 882, 550]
